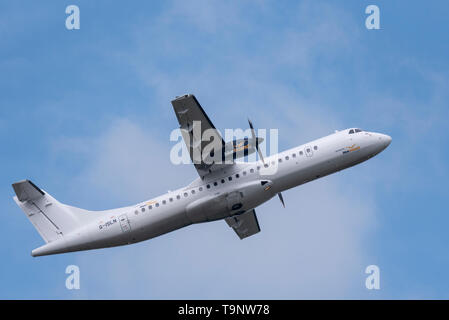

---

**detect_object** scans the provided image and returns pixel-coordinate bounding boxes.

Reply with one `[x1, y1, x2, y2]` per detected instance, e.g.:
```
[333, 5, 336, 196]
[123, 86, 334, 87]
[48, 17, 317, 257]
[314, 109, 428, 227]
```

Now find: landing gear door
[119, 214, 131, 233]
[226, 191, 244, 212]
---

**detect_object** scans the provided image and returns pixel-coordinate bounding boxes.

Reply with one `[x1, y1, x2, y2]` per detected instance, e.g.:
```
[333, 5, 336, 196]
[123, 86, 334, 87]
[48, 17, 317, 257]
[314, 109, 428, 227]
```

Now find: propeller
[278, 192, 285, 208]
[248, 118, 265, 165]
[248, 118, 284, 207]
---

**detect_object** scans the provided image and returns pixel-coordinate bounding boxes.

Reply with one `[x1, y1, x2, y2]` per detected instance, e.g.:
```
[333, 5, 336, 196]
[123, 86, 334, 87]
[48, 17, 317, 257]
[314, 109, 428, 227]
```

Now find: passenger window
[307, 148, 311, 153]
[292, 154, 296, 158]
[134, 210, 138, 215]
[207, 184, 211, 189]
[243, 171, 247, 175]
[264, 163, 268, 168]
[199, 187, 203, 191]
[149, 205, 152, 209]
[169, 198, 173, 202]
[177, 195, 180, 200]
[250, 168, 254, 173]
[278, 158, 282, 163]
[221, 179, 225, 183]
[235, 174, 240, 178]
[228, 176, 232, 181]
[191, 190, 195, 194]
[314, 146, 318, 150]
[155, 203, 159, 207]
[214, 182, 218, 186]
[257, 166, 261, 170]
[285, 156, 289, 160]
[141, 207, 145, 212]
[162, 200, 166, 205]
[184, 192, 188, 197]
[299, 151, 303, 156]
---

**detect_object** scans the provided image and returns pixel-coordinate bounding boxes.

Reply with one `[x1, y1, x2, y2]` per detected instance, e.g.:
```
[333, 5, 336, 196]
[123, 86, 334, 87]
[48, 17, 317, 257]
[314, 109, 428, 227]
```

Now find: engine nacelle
[185, 179, 275, 223]
[202, 137, 264, 164]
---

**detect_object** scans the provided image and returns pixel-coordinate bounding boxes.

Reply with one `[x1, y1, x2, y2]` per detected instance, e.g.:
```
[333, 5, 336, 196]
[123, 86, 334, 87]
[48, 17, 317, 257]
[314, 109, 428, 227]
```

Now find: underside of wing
[225, 209, 261, 239]
[171, 94, 233, 178]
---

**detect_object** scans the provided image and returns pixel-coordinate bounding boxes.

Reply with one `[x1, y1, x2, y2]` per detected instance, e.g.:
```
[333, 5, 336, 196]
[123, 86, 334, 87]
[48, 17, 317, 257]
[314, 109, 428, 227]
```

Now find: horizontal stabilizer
[12, 180, 45, 202]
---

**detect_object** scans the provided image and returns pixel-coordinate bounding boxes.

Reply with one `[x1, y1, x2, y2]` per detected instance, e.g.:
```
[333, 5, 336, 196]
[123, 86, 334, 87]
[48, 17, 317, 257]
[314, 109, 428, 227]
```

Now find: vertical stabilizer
[12, 180, 85, 243]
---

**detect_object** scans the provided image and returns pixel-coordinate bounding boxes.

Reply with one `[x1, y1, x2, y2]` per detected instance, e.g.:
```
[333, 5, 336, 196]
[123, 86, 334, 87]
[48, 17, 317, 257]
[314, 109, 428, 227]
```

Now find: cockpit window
[349, 128, 363, 134]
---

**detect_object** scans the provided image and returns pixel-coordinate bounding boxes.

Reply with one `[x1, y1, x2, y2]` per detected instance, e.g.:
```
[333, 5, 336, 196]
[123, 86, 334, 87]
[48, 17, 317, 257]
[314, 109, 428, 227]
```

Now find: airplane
[12, 94, 391, 257]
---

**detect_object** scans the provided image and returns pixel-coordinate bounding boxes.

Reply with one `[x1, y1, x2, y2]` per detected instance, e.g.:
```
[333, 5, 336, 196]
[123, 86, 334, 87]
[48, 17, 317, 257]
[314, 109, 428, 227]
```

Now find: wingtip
[172, 93, 195, 102]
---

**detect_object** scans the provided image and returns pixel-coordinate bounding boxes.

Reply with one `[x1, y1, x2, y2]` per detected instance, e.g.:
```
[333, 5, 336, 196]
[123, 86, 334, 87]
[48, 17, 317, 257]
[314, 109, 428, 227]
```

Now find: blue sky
[1, 0, 449, 299]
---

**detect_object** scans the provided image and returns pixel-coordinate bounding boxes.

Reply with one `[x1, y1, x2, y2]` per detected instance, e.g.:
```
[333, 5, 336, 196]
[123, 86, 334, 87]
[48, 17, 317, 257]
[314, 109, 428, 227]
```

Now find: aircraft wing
[171, 94, 232, 178]
[225, 209, 261, 239]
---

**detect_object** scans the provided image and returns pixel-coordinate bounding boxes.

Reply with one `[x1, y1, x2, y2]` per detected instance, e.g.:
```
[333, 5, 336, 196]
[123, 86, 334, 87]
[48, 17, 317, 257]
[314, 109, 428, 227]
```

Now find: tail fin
[12, 180, 87, 243]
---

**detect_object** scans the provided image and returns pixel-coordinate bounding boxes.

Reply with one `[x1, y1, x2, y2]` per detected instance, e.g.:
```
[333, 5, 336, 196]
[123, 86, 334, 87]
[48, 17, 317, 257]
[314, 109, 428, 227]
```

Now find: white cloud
[56, 108, 378, 298]
[53, 0, 383, 298]
[53, 118, 196, 209]
[71, 163, 376, 298]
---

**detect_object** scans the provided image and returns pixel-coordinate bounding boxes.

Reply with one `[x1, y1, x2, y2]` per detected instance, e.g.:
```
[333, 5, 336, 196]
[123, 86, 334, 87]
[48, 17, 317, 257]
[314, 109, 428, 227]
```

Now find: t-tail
[12, 180, 101, 257]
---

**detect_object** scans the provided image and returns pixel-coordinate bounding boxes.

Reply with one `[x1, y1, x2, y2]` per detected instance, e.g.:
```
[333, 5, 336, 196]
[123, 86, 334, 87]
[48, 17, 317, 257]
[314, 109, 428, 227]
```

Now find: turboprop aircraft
[12, 94, 391, 257]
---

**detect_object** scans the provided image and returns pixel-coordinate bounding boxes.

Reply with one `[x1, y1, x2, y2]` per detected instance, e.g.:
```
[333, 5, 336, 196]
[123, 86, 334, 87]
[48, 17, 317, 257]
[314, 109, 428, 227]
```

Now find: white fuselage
[31, 129, 391, 256]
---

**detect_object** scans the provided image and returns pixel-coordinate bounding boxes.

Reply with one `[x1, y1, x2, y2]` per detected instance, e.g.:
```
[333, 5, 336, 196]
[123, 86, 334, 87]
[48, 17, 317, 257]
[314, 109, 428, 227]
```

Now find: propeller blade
[278, 192, 285, 208]
[248, 118, 265, 164]
[248, 118, 256, 140]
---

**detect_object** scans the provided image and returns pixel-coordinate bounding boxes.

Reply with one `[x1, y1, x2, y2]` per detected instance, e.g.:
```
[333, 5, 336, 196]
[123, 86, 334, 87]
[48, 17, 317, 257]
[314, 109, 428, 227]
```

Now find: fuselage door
[119, 214, 131, 233]
[304, 146, 313, 157]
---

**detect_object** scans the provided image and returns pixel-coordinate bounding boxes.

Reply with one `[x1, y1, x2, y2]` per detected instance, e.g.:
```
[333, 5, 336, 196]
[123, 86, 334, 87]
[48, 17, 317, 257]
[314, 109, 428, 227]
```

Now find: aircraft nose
[377, 133, 392, 148]
[385, 134, 392, 146]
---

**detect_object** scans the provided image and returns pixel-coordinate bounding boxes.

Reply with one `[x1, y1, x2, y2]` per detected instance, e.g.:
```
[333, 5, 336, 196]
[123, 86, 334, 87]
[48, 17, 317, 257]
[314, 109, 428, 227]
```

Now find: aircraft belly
[186, 194, 229, 223]
[150, 213, 190, 239]
[185, 180, 276, 224]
